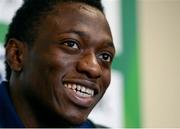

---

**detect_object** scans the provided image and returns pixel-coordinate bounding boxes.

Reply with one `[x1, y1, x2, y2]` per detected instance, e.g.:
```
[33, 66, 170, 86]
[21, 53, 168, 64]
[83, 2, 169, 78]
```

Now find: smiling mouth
[64, 83, 94, 97]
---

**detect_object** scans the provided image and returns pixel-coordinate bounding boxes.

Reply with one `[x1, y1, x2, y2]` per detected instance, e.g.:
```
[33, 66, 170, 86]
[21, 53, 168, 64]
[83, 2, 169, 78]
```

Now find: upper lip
[62, 78, 100, 95]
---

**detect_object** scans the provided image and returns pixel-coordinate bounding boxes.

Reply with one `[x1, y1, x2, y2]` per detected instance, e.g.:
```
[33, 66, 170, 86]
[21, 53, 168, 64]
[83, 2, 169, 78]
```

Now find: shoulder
[0, 81, 9, 90]
[88, 119, 108, 128]
[0, 81, 9, 101]
[0, 81, 9, 127]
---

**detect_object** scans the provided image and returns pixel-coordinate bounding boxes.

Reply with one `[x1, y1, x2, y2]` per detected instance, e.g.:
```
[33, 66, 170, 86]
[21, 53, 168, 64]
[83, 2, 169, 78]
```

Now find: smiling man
[0, 0, 115, 128]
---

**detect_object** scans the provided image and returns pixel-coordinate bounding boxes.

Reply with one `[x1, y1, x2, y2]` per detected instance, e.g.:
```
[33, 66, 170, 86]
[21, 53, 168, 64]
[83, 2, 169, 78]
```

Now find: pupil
[69, 42, 74, 47]
[104, 54, 108, 60]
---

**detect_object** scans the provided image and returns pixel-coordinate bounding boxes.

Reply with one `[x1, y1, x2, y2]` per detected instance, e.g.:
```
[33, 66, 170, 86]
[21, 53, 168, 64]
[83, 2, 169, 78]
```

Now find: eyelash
[61, 40, 113, 63]
[98, 52, 113, 63]
[62, 40, 79, 49]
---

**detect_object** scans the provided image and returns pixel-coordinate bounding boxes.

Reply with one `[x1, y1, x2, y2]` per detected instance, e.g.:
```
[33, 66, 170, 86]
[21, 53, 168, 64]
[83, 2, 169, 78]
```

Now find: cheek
[22, 53, 66, 102]
[101, 70, 111, 90]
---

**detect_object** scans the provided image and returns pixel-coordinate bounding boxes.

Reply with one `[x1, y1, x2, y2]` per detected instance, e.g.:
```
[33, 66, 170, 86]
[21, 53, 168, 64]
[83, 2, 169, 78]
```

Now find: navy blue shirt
[0, 82, 24, 127]
[0, 81, 96, 128]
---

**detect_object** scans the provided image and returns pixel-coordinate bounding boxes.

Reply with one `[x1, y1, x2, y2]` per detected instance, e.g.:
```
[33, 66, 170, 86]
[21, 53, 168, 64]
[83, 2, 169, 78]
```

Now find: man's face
[21, 3, 115, 124]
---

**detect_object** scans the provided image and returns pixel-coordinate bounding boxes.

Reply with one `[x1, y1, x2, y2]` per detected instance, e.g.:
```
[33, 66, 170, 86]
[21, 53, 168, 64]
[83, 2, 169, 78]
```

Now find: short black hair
[4, 0, 104, 81]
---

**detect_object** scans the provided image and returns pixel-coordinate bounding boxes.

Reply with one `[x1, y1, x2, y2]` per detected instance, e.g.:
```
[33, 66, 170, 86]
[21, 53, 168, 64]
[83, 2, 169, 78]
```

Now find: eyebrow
[62, 30, 115, 49]
[106, 42, 115, 49]
[64, 30, 89, 37]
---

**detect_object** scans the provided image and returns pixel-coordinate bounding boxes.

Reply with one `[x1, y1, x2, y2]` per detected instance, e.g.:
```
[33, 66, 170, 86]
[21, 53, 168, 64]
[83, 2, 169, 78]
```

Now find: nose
[77, 53, 102, 79]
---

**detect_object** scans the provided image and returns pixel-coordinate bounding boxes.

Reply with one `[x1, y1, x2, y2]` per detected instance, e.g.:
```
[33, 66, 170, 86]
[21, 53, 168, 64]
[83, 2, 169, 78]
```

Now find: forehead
[49, 2, 109, 30]
[52, 2, 102, 17]
[35, 2, 112, 43]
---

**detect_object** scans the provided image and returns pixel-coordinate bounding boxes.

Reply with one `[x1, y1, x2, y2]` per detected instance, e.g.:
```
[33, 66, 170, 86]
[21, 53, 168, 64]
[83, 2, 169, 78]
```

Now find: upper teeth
[64, 83, 94, 97]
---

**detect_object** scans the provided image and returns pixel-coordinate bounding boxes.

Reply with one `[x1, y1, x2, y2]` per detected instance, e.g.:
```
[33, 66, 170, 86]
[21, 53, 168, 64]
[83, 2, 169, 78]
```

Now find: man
[0, 0, 115, 127]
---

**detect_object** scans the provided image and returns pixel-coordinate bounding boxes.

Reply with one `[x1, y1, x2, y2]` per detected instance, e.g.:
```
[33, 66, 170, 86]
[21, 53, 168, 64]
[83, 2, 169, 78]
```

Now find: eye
[63, 41, 79, 49]
[98, 53, 112, 63]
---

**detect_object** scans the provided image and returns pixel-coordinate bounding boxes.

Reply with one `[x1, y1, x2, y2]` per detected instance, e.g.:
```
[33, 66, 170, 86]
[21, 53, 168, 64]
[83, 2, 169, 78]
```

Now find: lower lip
[65, 87, 94, 108]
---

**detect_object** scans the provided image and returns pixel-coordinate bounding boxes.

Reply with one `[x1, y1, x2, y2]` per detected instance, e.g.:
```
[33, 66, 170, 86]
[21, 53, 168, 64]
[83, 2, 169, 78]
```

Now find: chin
[64, 111, 89, 124]
[69, 118, 85, 125]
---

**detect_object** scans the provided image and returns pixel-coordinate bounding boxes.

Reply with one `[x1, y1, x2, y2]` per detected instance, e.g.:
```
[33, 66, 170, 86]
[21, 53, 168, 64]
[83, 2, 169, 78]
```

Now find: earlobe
[5, 39, 26, 72]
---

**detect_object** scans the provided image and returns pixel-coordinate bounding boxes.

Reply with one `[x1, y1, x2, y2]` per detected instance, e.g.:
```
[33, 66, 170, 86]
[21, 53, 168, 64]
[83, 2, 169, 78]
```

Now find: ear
[5, 39, 26, 72]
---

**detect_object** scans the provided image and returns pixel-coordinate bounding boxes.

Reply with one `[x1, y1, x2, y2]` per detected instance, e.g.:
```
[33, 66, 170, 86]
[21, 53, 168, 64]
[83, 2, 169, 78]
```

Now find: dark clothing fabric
[0, 81, 104, 128]
[0, 81, 24, 128]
